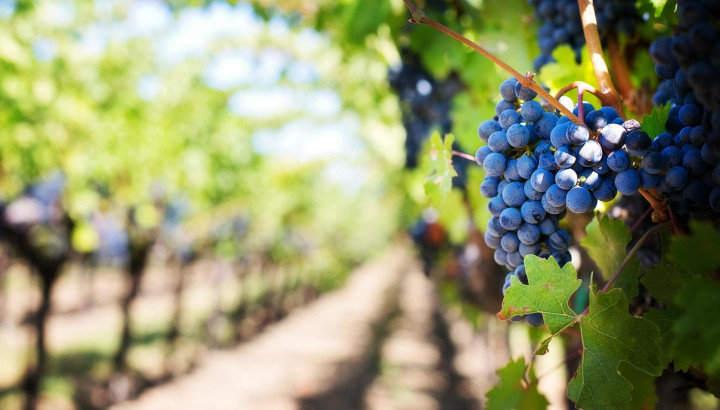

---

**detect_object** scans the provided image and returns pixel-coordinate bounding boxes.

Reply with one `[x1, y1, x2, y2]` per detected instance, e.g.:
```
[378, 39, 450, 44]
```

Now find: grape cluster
[389, 49, 467, 186]
[528, 0, 640, 71]
[478, 78, 649, 326]
[648, 0, 720, 213]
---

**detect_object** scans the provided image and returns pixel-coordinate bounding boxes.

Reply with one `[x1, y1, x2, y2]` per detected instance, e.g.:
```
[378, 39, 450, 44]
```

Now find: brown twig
[600, 221, 671, 293]
[402, 0, 584, 125]
[576, 0, 626, 119]
[638, 188, 669, 222]
[554, 81, 605, 103]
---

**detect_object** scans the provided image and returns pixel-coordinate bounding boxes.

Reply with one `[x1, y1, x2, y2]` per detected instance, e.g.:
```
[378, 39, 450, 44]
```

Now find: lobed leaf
[568, 288, 663, 409]
[581, 215, 641, 300]
[485, 357, 550, 410]
[498, 255, 581, 336]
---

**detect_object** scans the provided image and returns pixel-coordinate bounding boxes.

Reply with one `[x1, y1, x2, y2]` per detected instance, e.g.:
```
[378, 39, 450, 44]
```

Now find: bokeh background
[0, 0, 718, 409]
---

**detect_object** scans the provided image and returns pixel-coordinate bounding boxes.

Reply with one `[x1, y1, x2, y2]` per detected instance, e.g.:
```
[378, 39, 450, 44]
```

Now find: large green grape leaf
[640, 263, 688, 367]
[498, 255, 581, 335]
[567, 288, 663, 409]
[618, 362, 659, 410]
[667, 221, 720, 274]
[485, 357, 550, 410]
[423, 132, 457, 205]
[581, 215, 641, 299]
[673, 277, 720, 373]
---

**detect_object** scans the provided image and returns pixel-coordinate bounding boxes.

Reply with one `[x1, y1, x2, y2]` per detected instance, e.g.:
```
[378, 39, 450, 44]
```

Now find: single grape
[665, 166, 690, 191]
[566, 186, 594, 213]
[520, 100, 545, 122]
[488, 130, 511, 153]
[480, 176, 500, 198]
[499, 109, 521, 129]
[550, 251, 571, 267]
[555, 168, 578, 190]
[585, 110, 608, 132]
[521, 200, 546, 224]
[501, 232, 520, 252]
[566, 123, 590, 145]
[483, 152, 507, 176]
[488, 196, 508, 216]
[517, 155, 538, 179]
[592, 156, 610, 175]
[514, 264, 528, 284]
[615, 169, 641, 195]
[502, 181, 527, 207]
[607, 149, 630, 172]
[531, 169, 555, 192]
[499, 77, 519, 101]
[548, 229, 570, 251]
[518, 223, 541, 245]
[507, 123, 531, 148]
[625, 130, 652, 156]
[484, 231, 501, 249]
[545, 184, 568, 207]
[576, 140, 603, 167]
[499, 207, 523, 230]
[507, 251, 523, 268]
[599, 106, 618, 122]
[600, 123, 627, 150]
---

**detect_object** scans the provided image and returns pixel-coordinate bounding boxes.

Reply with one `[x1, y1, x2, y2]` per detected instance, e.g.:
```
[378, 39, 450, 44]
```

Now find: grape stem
[452, 150, 477, 162]
[600, 221, 671, 293]
[638, 188, 669, 222]
[576, 0, 626, 119]
[554, 81, 605, 103]
[401, 0, 584, 125]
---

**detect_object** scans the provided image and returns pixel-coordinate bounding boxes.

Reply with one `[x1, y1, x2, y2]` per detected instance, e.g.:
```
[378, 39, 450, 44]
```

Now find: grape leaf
[485, 357, 550, 410]
[581, 215, 641, 299]
[640, 103, 672, 137]
[667, 221, 720, 274]
[673, 277, 720, 373]
[423, 132, 457, 205]
[498, 255, 581, 335]
[640, 263, 689, 367]
[618, 362, 658, 410]
[567, 287, 663, 409]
